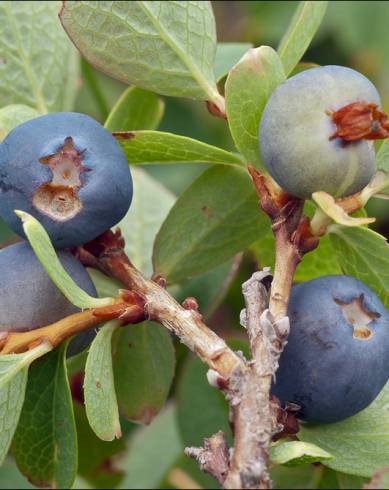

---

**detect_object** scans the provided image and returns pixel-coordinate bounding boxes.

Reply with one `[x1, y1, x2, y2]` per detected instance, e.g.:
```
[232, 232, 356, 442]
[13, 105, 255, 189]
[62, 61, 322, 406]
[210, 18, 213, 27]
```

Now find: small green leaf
[115, 130, 245, 167]
[105, 87, 165, 132]
[270, 441, 332, 467]
[0, 104, 39, 141]
[0, 1, 78, 113]
[120, 406, 182, 489]
[278, 1, 328, 76]
[84, 320, 122, 442]
[16, 211, 113, 309]
[87, 268, 122, 299]
[153, 166, 268, 283]
[225, 46, 285, 168]
[13, 345, 78, 489]
[60, 1, 224, 110]
[113, 322, 175, 425]
[377, 140, 389, 171]
[299, 406, 389, 478]
[118, 168, 175, 277]
[177, 356, 231, 447]
[0, 343, 52, 466]
[329, 225, 389, 308]
[214, 42, 253, 81]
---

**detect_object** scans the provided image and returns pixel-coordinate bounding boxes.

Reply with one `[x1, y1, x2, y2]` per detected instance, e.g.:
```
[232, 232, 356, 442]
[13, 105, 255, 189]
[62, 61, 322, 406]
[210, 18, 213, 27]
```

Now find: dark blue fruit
[0, 241, 97, 356]
[272, 275, 389, 423]
[0, 112, 132, 248]
[259, 66, 380, 198]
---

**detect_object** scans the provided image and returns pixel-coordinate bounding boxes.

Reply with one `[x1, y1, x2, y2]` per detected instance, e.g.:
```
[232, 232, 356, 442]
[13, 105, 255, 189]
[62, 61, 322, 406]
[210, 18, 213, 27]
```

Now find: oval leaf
[12, 345, 78, 489]
[270, 441, 332, 467]
[278, 1, 328, 76]
[17, 211, 113, 309]
[153, 166, 268, 283]
[105, 87, 165, 132]
[118, 168, 175, 276]
[0, 104, 39, 141]
[114, 131, 245, 167]
[113, 322, 175, 425]
[329, 225, 389, 308]
[60, 1, 224, 109]
[0, 1, 78, 113]
[0, 342, 52, 466]
[225, 46, 285, 168]
[84, 320, 122, 441]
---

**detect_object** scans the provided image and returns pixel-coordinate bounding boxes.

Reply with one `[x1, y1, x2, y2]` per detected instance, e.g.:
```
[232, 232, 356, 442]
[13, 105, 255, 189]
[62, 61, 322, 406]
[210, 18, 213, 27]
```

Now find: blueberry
[272, 275, 389, 423]
[259, 66, 381, 199]
[0, 241, 98, 356]
[0, 112, 132, 248]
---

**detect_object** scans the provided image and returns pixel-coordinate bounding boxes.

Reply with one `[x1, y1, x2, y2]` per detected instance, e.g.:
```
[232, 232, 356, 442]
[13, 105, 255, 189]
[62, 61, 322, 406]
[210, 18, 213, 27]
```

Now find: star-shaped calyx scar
[335, 294, 380, 340]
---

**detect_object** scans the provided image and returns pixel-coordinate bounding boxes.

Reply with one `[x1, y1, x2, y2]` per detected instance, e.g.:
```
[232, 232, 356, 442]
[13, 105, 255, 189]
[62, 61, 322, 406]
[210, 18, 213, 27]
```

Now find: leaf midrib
[137, 1, 217, 101]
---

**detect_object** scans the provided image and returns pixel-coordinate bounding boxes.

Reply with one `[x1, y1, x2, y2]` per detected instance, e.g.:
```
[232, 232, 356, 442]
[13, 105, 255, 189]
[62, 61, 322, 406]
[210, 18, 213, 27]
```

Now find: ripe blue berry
[272, 275, 389, 423]
[259, 66, 384, 199]
[0, 112, 132, 248]
[0, 241, 97, 356]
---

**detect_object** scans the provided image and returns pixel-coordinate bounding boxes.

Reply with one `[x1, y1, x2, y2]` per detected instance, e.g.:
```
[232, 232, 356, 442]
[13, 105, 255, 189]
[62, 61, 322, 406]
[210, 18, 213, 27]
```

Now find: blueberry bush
[1, 1, 389, 489]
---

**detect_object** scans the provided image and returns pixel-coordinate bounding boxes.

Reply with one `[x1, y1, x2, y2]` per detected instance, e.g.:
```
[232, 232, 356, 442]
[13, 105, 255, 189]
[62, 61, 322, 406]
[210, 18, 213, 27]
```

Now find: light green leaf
[84, 320, 122, 441]
[119, 406, 183, 489]
[113, 322, 175, 425]
[329, 225, 389, 308]
[118, 168, 175, 276]
[12, 345, 78, 489]
[115, 130, 245, 167]
[299, 407, 389, 477]
[0, 1, 78, 113]
[377, 140, 389, 171]
[153, 166, 268, 283]
[60, 1, 224, 110]
[370, 380, 389, 411]
[270, 441, 332, 467]
[0, 343, 52, 466]
[278, 1, 328, 76]
[0, 104, 39, 141]
[214, 42, 253, 81]
[16, 211, 113, 309]
[225, 46, 285, 168]
[87, 268, 122, 299]
[105, 86, 165, 132]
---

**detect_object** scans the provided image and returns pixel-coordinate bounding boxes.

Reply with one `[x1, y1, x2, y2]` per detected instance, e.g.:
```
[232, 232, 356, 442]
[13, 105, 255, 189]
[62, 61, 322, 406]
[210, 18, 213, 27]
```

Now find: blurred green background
[2, 2, 389, 489]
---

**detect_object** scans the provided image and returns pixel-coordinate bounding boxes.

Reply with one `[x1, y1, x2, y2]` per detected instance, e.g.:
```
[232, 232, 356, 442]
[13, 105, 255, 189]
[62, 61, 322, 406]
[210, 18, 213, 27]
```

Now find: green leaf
[84, 320, 122, 442]
[299, 407, 389, 478]
[329, 225, 389, 308]
[278, 1, 328, 76]
[113, 323, 175, 425]
[225, 46, 285, 168]
[119, 406, 183, 489]
[0, 104, 39, 141]
[12, 345, 78, 489]
[153, 165, 269, 283]
[253, 233, 342, 282]
[377, 140, 389, 171]
[0, 343, 52, 466]
[0, 1, 78, 113]
[118, 168, 175, 276]
[87, 268, 122, 299]
[0, 459, 36, 489]
[17, 211, 113, 309]
[214, 42, 253, 81]
[270, 441, 332, 467]
[60, 1, 224, 110]
[115, 130, 245, 167]
[364, 467, 389, 489]
[177, 356, 231, 447]
[105, 87, 165, 132]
